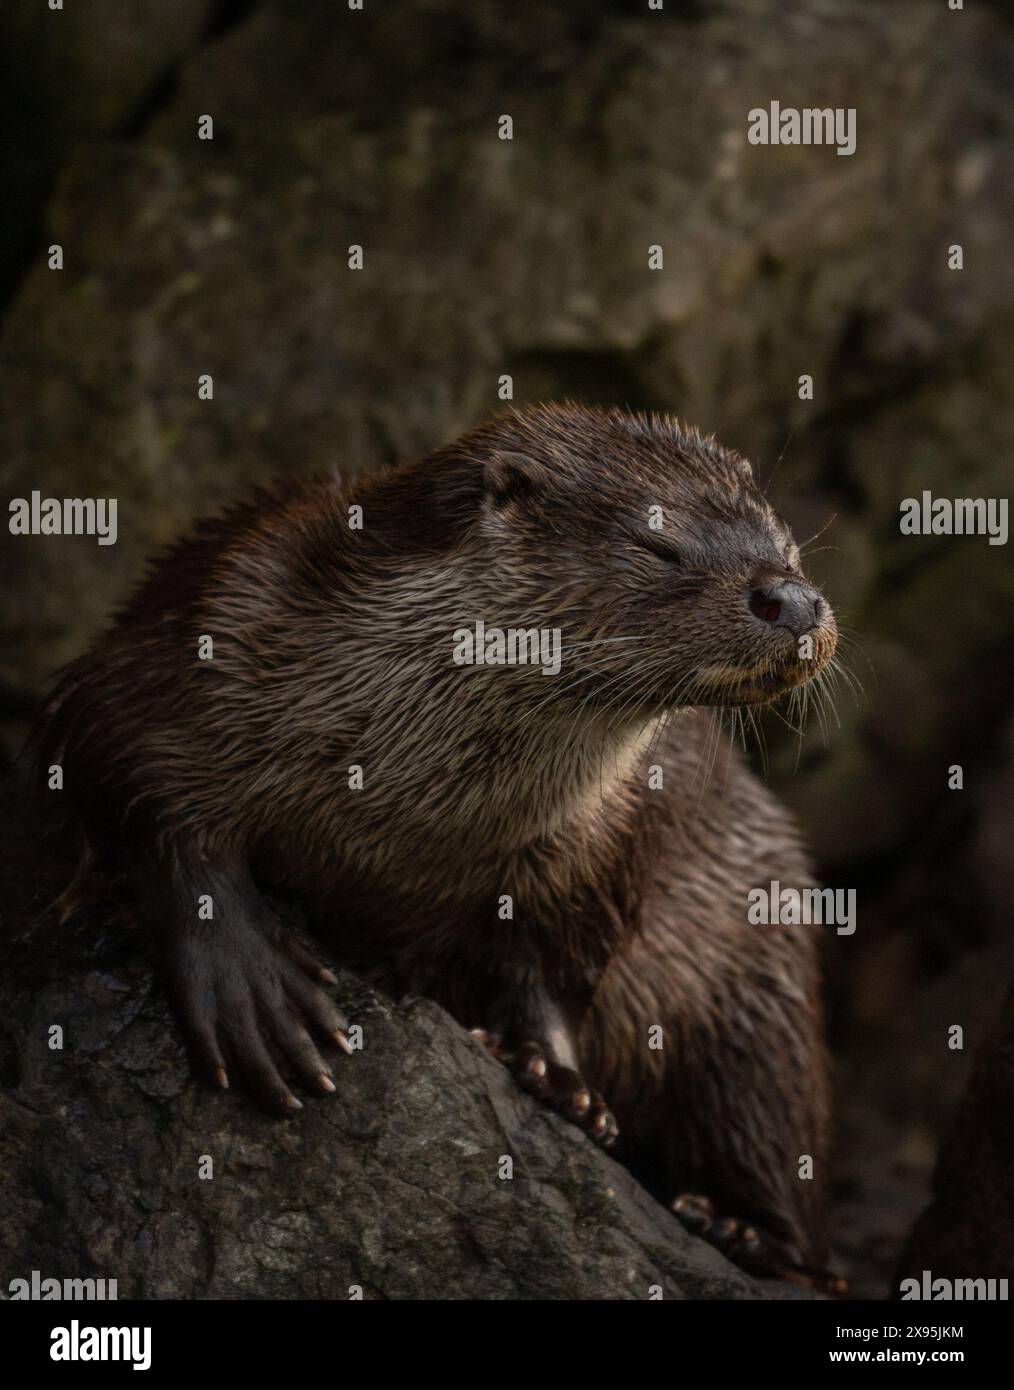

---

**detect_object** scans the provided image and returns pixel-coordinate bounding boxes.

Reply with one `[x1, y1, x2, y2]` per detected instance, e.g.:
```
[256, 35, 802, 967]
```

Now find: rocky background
[2, 0, 1013, 1298]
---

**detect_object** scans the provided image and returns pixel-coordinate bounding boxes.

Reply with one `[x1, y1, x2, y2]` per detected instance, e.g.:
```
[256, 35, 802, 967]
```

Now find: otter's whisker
[798, 512, 839, 552]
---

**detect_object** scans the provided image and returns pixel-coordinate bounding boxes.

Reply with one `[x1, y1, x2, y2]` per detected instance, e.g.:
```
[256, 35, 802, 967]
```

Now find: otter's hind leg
[661, 986, 831, 1275]
[583, 938, 835, 1287]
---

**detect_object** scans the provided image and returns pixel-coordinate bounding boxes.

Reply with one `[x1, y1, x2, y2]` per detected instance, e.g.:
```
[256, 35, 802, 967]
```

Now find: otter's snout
[748, 578, 824, 640]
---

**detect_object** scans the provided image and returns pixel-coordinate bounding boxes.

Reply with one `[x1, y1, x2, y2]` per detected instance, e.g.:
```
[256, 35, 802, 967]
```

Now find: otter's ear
[483, 451, 551, 507]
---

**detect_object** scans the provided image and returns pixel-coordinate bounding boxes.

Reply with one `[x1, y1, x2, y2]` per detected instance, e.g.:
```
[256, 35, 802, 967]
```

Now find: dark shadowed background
[2, 0, 1013, 1296]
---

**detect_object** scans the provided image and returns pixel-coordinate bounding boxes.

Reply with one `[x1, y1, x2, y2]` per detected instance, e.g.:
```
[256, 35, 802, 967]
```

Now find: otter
[34, 404, 840, 1286]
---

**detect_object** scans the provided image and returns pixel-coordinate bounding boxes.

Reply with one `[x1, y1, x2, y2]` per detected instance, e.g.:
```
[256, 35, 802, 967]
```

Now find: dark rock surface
[0, 0, 217, 301]
[0, 783, 799, 1300]
[898, 980, 1014, 1284]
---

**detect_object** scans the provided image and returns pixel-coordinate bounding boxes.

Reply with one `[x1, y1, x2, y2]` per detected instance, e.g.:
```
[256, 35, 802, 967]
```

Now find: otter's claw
[471, 1029, 619, 1149]
[169, 920, 352, 1115]
[672, 1193, 846, 1295]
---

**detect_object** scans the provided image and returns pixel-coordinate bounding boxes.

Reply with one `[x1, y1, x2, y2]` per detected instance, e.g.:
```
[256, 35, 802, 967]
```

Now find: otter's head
[452, 404, 837, 714]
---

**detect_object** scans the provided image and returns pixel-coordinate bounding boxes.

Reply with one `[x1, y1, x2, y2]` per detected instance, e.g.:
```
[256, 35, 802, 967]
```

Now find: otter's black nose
[748, 580, 822, 638]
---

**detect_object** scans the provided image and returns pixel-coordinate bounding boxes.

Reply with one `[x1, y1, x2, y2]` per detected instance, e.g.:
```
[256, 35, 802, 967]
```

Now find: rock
[899, 980, 1014, 1283]
[0, 779, 800, 1300]
[0, 0, 216, 295]
[827, 942, 1006, 1298]
[974, 714, 1014, 931]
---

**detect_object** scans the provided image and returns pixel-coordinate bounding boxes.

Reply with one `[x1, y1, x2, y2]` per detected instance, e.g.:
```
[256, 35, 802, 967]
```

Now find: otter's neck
[335, 561, 661, 856]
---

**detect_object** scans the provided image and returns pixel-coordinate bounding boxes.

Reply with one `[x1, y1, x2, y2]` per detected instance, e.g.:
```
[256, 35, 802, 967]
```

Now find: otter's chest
[276, 812, 643, 994]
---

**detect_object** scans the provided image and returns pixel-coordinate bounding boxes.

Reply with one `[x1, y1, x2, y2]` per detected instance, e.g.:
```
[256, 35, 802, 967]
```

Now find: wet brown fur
[35, 404, 838, 1266]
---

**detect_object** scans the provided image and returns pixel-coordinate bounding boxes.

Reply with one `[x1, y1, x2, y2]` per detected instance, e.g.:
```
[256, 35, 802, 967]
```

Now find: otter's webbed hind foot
[471, 1028, 619, 1149]
[672, 1194, 846, 1295]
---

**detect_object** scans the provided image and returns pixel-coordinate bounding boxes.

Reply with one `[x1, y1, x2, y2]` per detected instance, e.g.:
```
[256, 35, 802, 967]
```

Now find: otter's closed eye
[639, 532, 683, 564]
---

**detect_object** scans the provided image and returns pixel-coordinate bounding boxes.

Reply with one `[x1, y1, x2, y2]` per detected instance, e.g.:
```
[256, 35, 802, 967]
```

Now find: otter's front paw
[672, 1194, 846, 1295]
[168, 925, 352, 1115]
[470, 1029, 619, 1149]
